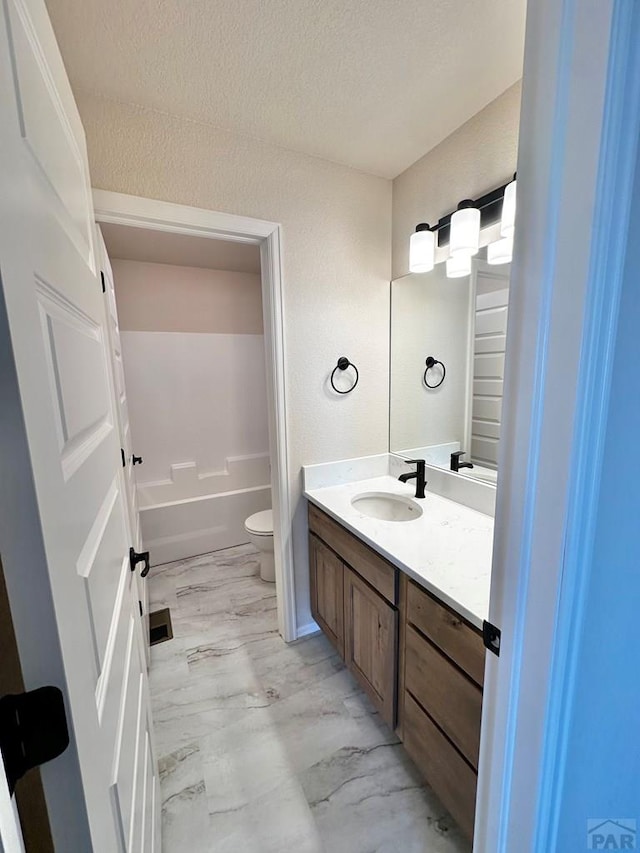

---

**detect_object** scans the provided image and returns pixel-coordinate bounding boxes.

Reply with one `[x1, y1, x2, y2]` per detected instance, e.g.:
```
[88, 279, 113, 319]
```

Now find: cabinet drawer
[308, 503, 397, 604]
[407, 580, 484, 685]
[405, 625, 482, 769]
[403, 692, 477, 842]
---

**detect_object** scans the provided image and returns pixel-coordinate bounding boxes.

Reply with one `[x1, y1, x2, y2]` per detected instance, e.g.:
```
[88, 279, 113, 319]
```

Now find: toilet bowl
[244, 509, 275, 582]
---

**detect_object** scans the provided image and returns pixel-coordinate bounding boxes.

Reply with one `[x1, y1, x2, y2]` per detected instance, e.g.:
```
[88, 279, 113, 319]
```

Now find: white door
[97, 230, 141, 549]
[0, 1, 159, 850]
[97, 229, 150, 656]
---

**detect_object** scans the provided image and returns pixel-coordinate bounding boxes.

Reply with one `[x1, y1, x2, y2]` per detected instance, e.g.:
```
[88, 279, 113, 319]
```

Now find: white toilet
[244, 509, 275, 582]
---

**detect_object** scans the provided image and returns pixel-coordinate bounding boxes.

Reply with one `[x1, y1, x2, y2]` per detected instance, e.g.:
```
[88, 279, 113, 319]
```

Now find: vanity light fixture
[449, 200, 480, 257]
[487, 236, 513, 265]
[409, 175, 516, 270]
[446, 253, 472, 278]
[501, 173, 517, 238]
[409, 223, 435, 273]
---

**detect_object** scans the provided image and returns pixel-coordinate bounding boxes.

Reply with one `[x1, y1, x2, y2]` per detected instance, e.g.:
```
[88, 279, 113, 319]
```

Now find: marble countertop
[304, 474, 494, 629]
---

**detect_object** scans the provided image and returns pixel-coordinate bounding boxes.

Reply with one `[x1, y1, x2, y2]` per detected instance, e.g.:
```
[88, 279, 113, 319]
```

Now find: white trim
[93, 190, 297, 643]
[474, 0, 631, 850]
[295, 620, 321, 640]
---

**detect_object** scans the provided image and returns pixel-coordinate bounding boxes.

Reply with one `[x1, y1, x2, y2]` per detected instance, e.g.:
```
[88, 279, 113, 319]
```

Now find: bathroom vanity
[304, 467, 493, 841]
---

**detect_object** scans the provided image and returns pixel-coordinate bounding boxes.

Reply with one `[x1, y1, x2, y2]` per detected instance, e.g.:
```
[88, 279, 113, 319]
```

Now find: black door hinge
[121, 448, 126, 468]
[483, 620, 501, 656]
[100, 271, 106, 293]
[0, 686, 69, 794]
[139, 600, 143, 618]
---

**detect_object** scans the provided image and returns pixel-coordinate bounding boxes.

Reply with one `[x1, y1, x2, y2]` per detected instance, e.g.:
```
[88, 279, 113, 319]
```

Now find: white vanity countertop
[304, 474, 494, 629]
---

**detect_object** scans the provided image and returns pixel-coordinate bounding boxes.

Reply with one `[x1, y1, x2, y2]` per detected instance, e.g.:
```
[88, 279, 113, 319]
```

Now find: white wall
[80, 94, 392, 631]
[392, 82, 521, 279]
[114, 259, 269, 482]
[113, 258, 271, 563]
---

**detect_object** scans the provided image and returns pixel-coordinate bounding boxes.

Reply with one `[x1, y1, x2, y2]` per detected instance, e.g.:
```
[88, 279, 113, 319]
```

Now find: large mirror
[390, 257, 510, 485]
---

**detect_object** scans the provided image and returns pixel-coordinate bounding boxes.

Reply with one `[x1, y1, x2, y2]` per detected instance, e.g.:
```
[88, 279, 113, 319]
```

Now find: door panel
[5, 0, 94, 264]
[309, 533, 344, 655]
[0, 0, 158, 848]
[96, 230, 149, 659]
[111, 609, 155, 852]
[97, 230, 141, 551]
[343, 566, 397, 727]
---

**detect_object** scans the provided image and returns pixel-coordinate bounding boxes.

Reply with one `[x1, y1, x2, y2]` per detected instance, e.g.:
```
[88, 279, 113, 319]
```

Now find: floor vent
[149, 608, 173, 646]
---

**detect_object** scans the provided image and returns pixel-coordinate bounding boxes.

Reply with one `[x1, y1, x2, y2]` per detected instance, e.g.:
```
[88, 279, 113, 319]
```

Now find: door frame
[474, 0, 640, 850]
[92, 190, 297, 643]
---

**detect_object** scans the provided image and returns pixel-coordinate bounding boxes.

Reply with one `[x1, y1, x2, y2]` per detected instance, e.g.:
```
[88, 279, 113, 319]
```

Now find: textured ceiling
[46, 0, 526, 179]
[101, 223, 261, 272]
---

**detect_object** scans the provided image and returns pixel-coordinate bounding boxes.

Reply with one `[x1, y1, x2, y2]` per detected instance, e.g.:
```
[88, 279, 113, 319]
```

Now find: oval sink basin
[351, 492, 423, 522]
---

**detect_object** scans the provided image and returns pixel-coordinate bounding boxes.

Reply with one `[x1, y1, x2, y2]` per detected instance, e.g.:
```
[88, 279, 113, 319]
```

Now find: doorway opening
[94, 191, 296, 642]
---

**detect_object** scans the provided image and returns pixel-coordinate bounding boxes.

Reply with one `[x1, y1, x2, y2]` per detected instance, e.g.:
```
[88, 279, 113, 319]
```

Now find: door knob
[132, 454, 143, 465]
[130, 547, 151, 578]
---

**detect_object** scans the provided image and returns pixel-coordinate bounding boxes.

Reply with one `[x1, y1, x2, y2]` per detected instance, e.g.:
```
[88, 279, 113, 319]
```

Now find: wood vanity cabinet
[307, 501, 485, 842]
[308, 504, 398, 727]
[399, 575, 485, 841]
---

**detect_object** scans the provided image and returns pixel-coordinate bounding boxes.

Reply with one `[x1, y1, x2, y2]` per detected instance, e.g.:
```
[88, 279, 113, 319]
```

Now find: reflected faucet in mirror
[450, 451, 473, 472]
[398, 459, 427, 499]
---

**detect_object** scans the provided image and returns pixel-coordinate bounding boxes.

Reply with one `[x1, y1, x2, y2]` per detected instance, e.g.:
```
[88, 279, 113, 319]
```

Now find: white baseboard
[295, 620, 321, 641]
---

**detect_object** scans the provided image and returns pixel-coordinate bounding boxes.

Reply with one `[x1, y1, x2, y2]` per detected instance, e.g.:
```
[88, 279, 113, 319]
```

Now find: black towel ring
[423, 356, 446, 389]
[331, 357, 359, 394]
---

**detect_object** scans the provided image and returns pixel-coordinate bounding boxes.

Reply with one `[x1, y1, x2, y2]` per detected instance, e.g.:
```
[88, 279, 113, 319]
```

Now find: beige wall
[112, 259, 263, 334]
[79, 92, 392, 631]
[392, 82, 522, 279]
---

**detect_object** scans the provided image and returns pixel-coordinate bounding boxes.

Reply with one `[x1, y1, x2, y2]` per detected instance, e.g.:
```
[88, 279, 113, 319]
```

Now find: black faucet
[398, 459, 427, 499]
[450, 451, 474, 472]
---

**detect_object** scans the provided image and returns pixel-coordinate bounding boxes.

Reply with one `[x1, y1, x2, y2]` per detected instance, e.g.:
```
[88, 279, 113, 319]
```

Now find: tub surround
[303, 455, 494, 629]
[140, 454, 271, 565]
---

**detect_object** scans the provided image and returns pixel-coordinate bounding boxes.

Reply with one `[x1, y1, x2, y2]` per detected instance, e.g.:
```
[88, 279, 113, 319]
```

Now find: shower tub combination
[137, 453, 271, 566]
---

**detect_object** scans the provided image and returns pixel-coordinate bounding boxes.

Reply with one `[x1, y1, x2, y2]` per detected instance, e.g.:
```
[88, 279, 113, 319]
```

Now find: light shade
[409, 224, 435, 273]
[450, 201, 480, 257]
[501, 176, 517, 238]
[487, 236, 513, 265]
[446, 253, 472, 279]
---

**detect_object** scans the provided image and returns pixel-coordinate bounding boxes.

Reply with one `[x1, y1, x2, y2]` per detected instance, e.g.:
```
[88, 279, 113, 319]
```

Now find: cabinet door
[309, 534, 344, 656]
[344, 566, 397, 726]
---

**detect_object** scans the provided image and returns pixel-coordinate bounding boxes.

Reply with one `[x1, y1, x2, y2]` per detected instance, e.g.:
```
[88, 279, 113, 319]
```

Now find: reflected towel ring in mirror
[330, 356, 359, 394]
[424, 356, 446, 389]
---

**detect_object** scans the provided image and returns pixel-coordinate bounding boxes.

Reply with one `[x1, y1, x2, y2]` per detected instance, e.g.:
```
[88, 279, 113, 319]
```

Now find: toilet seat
[244, 509, 273, 536]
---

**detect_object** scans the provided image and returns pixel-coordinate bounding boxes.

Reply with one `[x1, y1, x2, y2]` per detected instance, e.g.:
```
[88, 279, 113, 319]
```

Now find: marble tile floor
[149, 544, 471, 853]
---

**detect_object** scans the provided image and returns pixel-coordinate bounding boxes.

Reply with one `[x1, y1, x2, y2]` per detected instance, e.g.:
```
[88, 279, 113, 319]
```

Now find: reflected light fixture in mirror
[409, 223, 435, 273]
[449, 200, 480, 257]
[501, 174, 517, 238]
[446, 253, 472, 278]
[488, 236, 514, 265]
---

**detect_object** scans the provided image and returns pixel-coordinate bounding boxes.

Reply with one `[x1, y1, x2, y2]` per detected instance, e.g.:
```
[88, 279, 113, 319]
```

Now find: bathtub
[138, 454, 271, 566]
